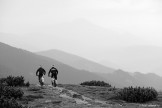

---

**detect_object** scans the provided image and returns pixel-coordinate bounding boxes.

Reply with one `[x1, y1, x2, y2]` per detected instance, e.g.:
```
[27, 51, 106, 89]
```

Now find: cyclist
[36, 65, 46, 86]
[48, 65, 58, 87]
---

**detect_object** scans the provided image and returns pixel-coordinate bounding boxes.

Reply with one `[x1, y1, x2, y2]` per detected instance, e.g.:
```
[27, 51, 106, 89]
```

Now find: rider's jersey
[48, 67, 58, 78]
[36, 67, 46, 77]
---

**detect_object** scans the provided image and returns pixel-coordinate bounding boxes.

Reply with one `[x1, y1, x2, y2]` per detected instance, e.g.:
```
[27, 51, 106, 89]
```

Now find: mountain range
[1, 42, 162, 90]
[37, 48, 162, 90]
[97, 70, 162, 90]
[98, 46, 162, 76]
[37, 49, 114, 73]
[0, 42, 105, 84]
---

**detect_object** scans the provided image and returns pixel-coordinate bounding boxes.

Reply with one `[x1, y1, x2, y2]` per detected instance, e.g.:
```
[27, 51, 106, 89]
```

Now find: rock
[45, 100, 52, 103]
[82, 96, 92, 101]
[72, 94, 83, 100]
[52, 100, 62, 104]
[60, 94, 73, 99]
[75, 99, 90, 105]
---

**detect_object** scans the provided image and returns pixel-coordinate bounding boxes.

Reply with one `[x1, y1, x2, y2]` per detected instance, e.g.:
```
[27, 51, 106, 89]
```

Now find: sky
[1, 0, 162, 75]
[0, 0, 162, 49]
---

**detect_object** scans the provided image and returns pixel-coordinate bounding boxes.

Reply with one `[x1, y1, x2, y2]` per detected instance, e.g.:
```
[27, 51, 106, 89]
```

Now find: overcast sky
[1, 0, 162, 47]
[1, 0, 162, 75]
[1, 0, 162, 53]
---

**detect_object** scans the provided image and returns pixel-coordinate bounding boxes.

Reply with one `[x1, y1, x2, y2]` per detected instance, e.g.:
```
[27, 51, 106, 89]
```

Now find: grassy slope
[19, 84, 162, 108]
[0, 42, 107, 84]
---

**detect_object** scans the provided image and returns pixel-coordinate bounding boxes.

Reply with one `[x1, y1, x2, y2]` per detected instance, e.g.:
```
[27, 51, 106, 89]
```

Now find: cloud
[0, 0, 161, 45]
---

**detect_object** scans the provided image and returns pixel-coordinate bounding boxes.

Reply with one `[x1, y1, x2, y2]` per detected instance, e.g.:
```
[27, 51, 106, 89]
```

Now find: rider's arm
[54, 68, 58, 75]
[56, 69, 58, 75]
[43, 69, 46, 75]
[36, 69, 39, 76]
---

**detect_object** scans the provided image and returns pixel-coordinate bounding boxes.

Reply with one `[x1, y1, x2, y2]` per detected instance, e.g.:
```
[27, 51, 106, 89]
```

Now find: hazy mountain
[98, 46, 162, 76]
[0, 64, 14, 77]
[37, 49, 115, 73]
[1, 41, 162, 90]
[99, 60, 120, 70]
[97, 69, 162, 90]
[0, 42, 106, 84]
[37, 49, 162, 90]
[133, 72, 162, 90]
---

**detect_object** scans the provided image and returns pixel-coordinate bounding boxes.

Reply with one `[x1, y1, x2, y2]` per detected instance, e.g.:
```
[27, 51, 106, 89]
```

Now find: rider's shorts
[51, 78, 57, 84]
[41, 77, 44, 83]
[39, 76, 44, 83]
[51, 74, 57, 80]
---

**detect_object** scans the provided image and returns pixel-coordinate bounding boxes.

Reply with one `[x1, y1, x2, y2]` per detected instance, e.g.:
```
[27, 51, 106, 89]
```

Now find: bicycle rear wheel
[39, 77, 44, 86]
[51, 78, 57, 87]
[54, 79, 57, 87]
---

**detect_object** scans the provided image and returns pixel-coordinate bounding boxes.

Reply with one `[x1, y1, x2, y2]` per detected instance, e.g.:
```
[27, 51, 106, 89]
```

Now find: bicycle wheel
[40, 77, 44, 86]
[53, 79, 56, 87]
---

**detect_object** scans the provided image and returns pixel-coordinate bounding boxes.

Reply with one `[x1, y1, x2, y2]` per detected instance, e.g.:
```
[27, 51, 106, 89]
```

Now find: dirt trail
[25, 84, 120, 108]
[47, 85, 106, 106]
[22, 84, 161, 108]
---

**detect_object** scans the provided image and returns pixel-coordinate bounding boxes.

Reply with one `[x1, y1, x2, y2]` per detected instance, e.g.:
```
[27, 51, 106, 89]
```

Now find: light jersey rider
[48, 65, 58, 87]
[36, 65, 46, 86]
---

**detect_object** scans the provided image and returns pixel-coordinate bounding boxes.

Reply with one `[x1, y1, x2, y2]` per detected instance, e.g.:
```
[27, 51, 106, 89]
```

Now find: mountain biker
[36, 65, 46, 86]
[48, 65, 58, 87]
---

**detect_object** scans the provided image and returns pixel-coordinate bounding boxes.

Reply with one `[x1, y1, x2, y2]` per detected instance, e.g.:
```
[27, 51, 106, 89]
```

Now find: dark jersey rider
[48, 65, 58, 87]
[36, 65, 46, 86]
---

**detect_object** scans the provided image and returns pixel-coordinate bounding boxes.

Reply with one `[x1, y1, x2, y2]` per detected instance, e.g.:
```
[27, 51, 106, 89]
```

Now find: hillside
[0, 64, 13, 77]
[37, 49, 162, 90]
[18, 84, 162, 108]
[0, 42, 106, 84]
[1, 42, 162, 90]
[37, 49, 115, 73]
[99, 46, 162, 76]
[97, 69, 162, 90]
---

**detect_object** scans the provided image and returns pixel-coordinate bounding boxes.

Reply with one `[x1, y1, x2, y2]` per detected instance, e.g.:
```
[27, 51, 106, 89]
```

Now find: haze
[0, 0, 162, 76]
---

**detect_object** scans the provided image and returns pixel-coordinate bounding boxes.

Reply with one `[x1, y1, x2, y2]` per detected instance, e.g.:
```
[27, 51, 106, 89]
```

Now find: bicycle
[51, 78, 57, 87]
[39, 76, 44, 86]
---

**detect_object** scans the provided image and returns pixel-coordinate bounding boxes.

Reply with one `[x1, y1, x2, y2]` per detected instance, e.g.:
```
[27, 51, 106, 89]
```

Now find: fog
[0, 0, 162, 76]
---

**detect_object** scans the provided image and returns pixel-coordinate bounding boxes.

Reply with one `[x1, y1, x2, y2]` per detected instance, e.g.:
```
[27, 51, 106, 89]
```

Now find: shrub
[0, 85, 24, 99]
[80, 80, 111, 87]
[0, 76, 28, 108]
[6, 76, 25, 87]
[0, 84, 25, 108]
[14, 76, 25, 86]
[25, 81, 30, 87]
[1, 76, 30, 87]
[0, 97, 26, 108]
[117, 86, 158, 103]
[0, 78, 7, 85]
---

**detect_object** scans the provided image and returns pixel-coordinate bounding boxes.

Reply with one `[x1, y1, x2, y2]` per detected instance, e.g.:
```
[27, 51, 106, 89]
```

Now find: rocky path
[20, 84, 161, 108]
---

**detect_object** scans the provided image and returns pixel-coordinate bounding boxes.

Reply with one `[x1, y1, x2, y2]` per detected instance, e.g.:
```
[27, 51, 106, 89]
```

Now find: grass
[59, 84, 119, 101]
[27, 87, 41, 91]
[15, 84, 162, 108]
[26, 94, 44, 100]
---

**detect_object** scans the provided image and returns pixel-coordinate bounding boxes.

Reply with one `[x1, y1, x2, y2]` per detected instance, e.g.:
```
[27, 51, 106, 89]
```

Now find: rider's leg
[51, 78, 54, 86]
[41, 76, 44, 86]
[38, 76, 41, 84]
[39, 76, 44, 86]
[51, 77, 57, 87]
[51, 80, 53, 86]
[54, 80, 57, 87]
[54, 75, 57, 87]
